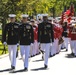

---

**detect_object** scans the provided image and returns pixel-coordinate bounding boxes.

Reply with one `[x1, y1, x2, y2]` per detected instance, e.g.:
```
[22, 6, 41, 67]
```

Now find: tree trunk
[1, 18, 6, 43]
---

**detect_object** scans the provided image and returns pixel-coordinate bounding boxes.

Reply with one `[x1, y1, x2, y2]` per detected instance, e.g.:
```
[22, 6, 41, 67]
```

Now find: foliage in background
[0, 0, 76, 26]
[0, 0, 76, 55]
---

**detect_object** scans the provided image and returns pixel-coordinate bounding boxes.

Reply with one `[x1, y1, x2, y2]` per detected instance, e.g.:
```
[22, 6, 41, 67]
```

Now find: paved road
[0, 44, 76, 75]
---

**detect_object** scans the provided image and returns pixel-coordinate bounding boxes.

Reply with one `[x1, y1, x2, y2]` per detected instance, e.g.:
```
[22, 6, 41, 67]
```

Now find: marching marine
[62, 21, 69, 51]
[19, 14, 34, 71]
[3, 14, 19, 72]
[38, 14, 54, 69]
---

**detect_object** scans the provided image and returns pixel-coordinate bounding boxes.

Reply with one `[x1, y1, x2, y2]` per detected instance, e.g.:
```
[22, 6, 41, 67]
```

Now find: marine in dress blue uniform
[19, 14, 34, 71]
[62, 22, 69, 51]
[3, 14, 19, 72]
[38, 14, 54, 69]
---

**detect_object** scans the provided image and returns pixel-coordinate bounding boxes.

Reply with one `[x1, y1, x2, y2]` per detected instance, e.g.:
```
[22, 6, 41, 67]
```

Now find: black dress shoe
[44, 64, 48, 69]
[61, 47, 64, 49]
[9, 66, 15, 73]
[71, 53, 74, 56]
[11, 65, 15, 70]
[74, 55, 76, 57]
[49, 55, 53, 57]
[66, 49, 68, 51]
[56, 52, 59, 54]
[61, 47, 66, 49]
[24, 67, 28, 71]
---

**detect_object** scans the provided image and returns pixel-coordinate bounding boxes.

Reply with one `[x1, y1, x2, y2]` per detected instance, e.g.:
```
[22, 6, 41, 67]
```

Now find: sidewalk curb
[0, 53, 8, 59]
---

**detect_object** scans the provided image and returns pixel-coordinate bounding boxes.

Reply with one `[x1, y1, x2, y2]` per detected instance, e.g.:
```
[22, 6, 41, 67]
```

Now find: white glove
[17, 43, 19, 46]
[31, 43, 33, 46]
[3, 42, 7, 45]
[50, 43, 53, 46]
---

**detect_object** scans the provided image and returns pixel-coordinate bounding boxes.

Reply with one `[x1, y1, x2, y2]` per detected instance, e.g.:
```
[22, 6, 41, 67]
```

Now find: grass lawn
[0, 50, 8, 55]
[0, 30, 2, 35]
[0, 29, 8, 55]
[0, 41, 8, 55]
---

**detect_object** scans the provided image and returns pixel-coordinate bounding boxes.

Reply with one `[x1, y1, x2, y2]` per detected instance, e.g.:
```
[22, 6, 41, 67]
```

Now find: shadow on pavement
[12, 69, 27, 73]
[65, 54, 76, 58]
[7, 67, 48, 73]
[0, 68, 11, 72]
[32, 59, 43, 62]
[0, 54, 8, 59]
[0, 68, 27, 73]
[31, 67, 49, 71]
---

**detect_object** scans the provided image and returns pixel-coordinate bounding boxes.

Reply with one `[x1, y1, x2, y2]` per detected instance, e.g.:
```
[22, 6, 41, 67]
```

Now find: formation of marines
[2, 13, 76, 72]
